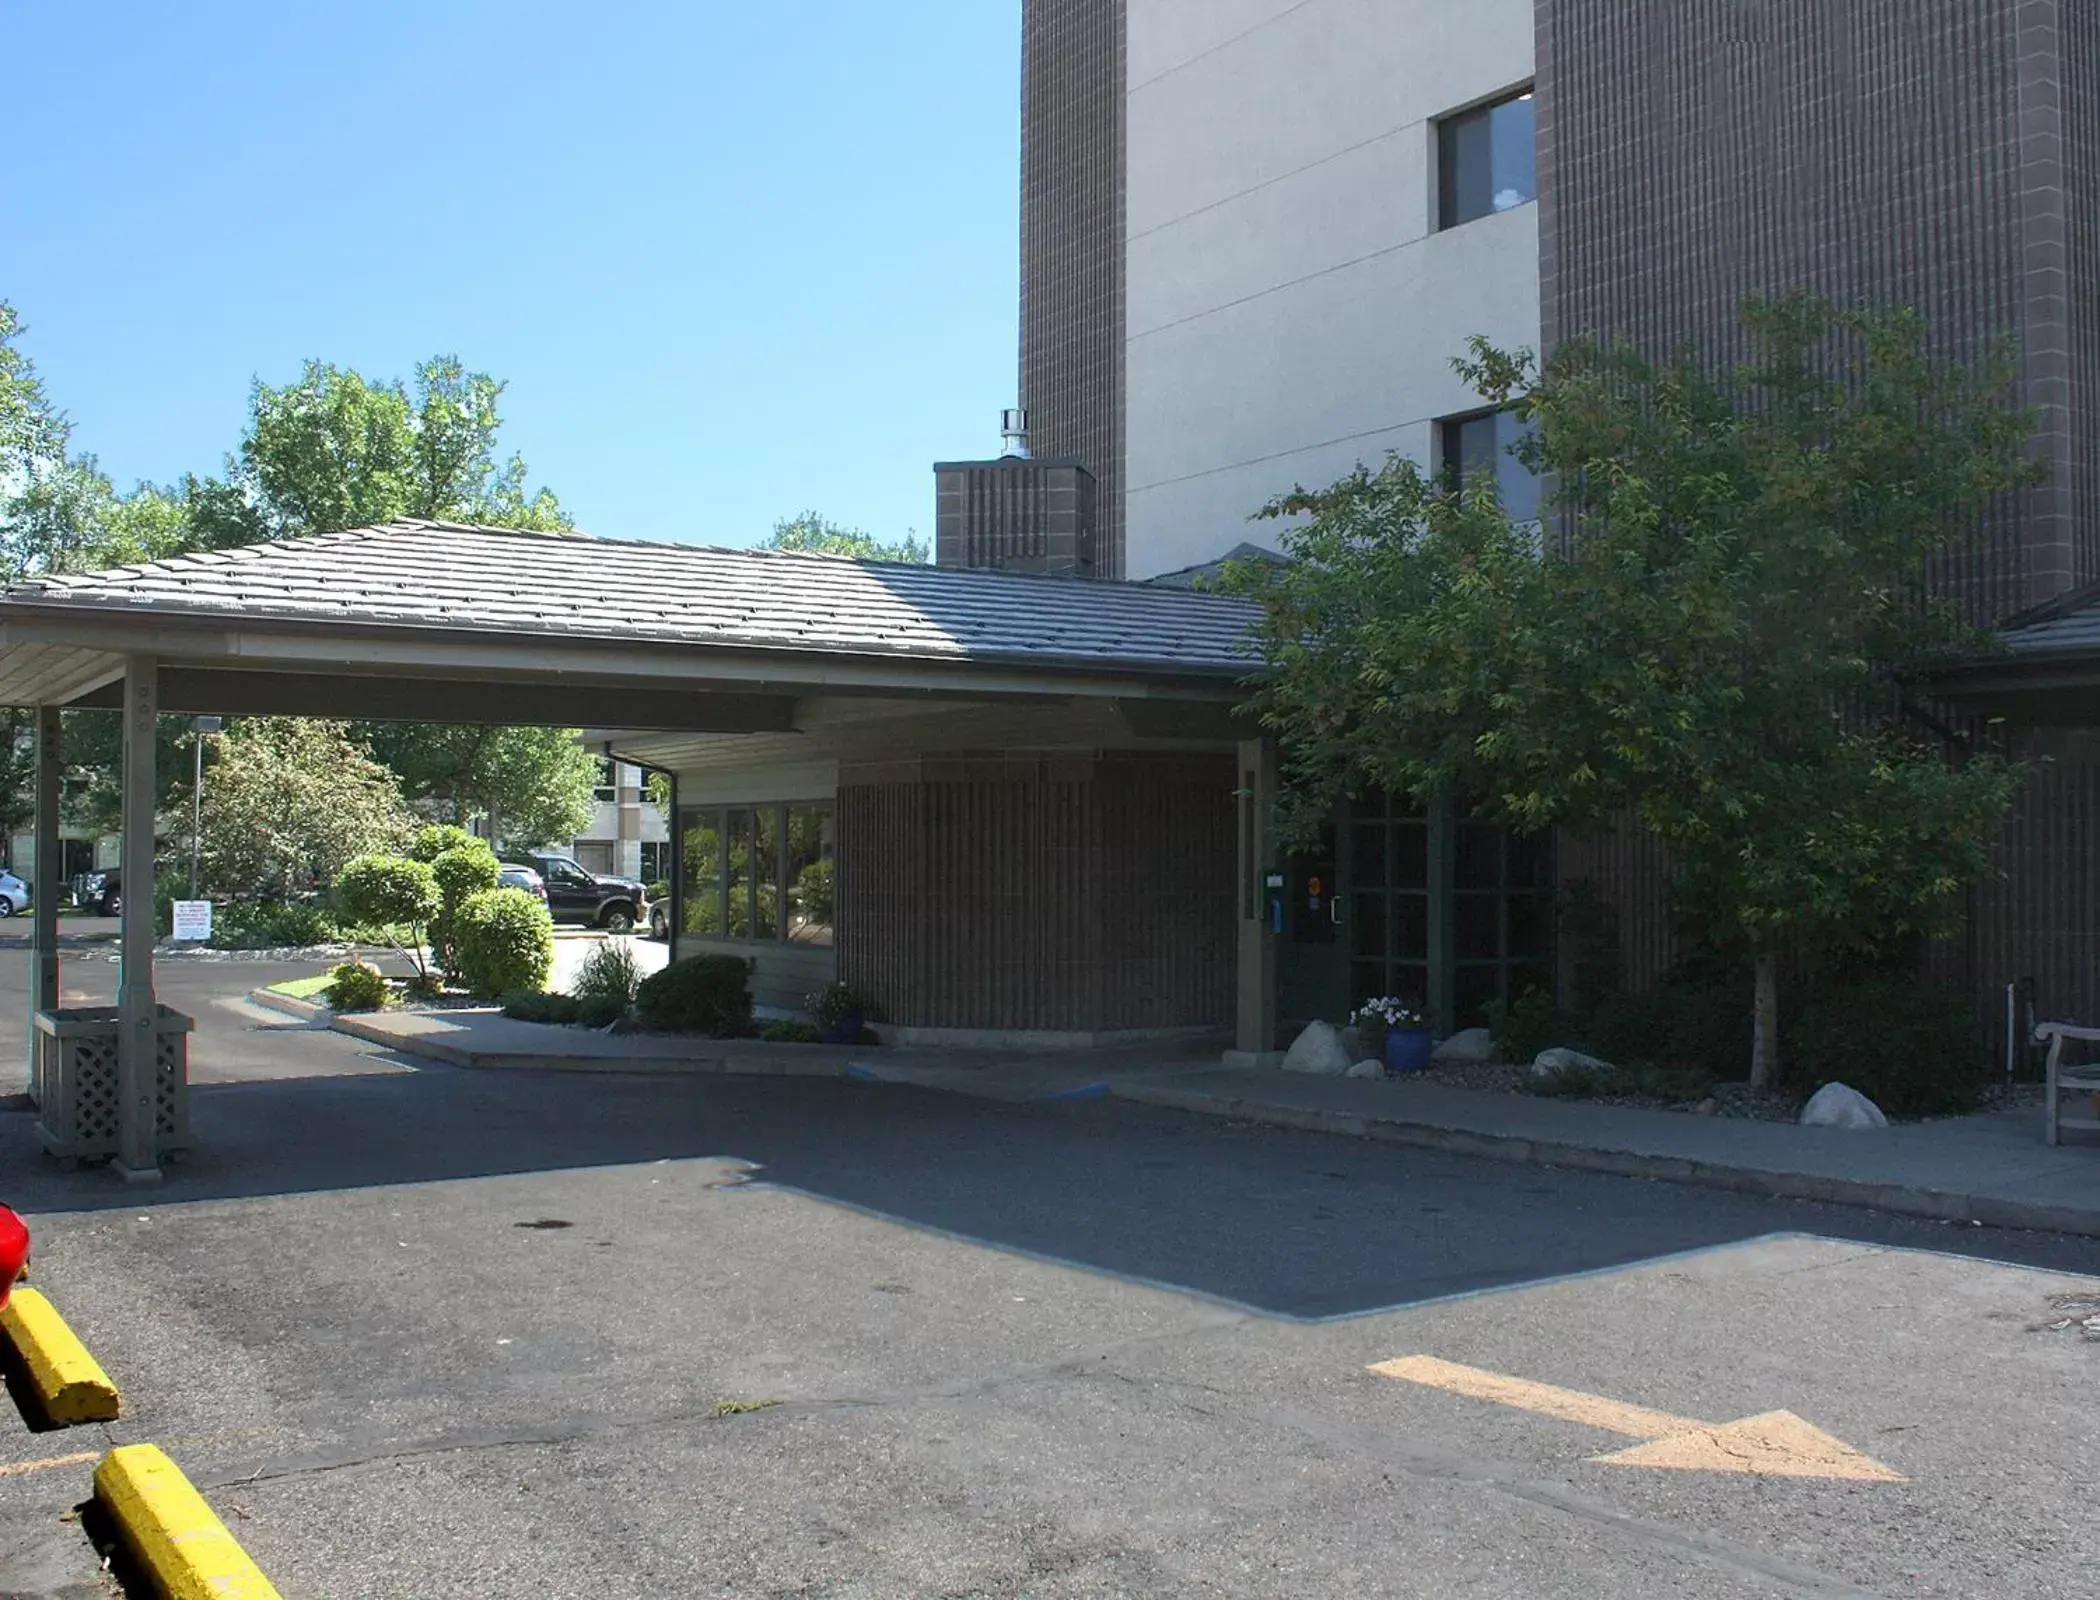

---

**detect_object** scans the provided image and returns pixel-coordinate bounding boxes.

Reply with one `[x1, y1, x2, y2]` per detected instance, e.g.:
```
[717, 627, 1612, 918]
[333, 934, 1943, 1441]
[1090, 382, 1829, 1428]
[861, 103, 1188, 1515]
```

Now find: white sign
[171, 900, 213, 942]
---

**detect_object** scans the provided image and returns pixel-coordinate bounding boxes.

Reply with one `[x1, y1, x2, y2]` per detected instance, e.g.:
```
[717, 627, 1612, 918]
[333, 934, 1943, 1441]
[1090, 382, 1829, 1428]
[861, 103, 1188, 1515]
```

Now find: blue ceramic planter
[1383, 1026, 1434, 1075]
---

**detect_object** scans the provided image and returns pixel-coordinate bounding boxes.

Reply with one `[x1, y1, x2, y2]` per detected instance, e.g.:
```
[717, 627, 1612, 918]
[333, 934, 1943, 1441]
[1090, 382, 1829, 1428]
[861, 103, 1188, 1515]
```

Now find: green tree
[172, 719, 413, 900]
[335, 853, 442, 980]
[234, 356, 569, 537]
[358, 723, 598, 848]
[763, 510, 927, 563]
[1228, 296, 2036, 1086]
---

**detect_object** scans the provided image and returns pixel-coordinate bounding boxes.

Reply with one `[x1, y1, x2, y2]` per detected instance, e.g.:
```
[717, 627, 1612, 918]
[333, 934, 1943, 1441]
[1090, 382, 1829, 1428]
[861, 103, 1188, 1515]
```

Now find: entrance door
[1278, 820, 1350, 1030]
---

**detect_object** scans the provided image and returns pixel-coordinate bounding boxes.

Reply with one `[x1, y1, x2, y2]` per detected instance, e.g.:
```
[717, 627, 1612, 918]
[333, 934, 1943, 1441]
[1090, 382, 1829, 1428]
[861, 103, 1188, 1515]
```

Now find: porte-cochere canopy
[0, 520, 1264, 1179]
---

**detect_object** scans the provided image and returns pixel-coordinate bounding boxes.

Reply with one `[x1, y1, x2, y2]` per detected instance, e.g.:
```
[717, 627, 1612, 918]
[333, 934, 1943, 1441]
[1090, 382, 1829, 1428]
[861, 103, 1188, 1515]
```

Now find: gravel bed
[1406, 1057, 2043, 1125]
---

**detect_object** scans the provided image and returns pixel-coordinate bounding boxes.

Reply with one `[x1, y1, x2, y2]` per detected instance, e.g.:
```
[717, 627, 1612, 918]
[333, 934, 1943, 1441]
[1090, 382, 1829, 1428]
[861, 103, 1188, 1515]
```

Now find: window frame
[1435, 85, 1537, 231]
[677, 799, 835, 948]
[1437, 404, 1541, 525]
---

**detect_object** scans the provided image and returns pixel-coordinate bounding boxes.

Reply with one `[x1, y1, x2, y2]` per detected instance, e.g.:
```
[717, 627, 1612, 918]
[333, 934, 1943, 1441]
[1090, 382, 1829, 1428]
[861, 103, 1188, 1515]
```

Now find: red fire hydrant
[0, 1205, 28, 1310]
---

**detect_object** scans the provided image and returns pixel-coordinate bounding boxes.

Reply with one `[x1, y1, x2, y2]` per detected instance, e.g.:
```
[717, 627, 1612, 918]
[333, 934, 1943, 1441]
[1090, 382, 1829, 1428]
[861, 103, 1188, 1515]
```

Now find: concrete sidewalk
[253, 989, 2100, 1237]
[1115, 1068, 2100, 1238]
[251, 990, 1220, 1097]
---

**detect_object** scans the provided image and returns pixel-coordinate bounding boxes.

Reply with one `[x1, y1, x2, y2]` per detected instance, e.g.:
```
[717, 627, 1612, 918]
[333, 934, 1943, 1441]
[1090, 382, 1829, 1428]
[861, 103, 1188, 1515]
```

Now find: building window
[1349, 792, 1553, 1031]
[593, 757, 617, 804]
[1438, 89, 1536, 229]
[678, 802, 834, 947]
[639, 840, 670, 889]
[1439, 407, 1540, 525]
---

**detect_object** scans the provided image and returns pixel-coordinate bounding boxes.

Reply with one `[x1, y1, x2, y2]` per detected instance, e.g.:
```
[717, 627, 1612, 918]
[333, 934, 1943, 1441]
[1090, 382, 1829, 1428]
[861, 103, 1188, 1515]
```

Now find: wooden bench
[2034, 1022, 2100, 1145]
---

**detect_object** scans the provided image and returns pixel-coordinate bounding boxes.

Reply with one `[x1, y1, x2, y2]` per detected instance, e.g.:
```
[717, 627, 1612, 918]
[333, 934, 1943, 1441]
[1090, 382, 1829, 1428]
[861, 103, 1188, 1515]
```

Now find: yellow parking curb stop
[94, 1444, 282, 1599]
[0, 1287, 120, 1423]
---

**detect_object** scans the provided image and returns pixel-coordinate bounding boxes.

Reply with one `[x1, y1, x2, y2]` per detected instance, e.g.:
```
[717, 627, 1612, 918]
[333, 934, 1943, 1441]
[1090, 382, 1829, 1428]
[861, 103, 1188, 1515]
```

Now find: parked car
[499, 852, 647, 932]
[0, 871, 27, 918]
[72, 868, 119, 917]
[647, 898, 671, 940]
[498, 863, 548, 906]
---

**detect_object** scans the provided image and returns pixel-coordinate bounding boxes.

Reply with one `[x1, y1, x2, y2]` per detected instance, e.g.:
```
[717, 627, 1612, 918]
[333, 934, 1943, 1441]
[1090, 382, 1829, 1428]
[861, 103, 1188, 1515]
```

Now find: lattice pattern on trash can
[33, 1005, 192, 1164]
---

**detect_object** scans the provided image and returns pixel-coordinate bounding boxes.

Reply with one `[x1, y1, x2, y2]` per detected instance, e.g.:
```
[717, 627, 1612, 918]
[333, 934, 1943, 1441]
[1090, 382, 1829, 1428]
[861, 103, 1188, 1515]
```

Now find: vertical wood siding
[835, 752, 1234, 1031]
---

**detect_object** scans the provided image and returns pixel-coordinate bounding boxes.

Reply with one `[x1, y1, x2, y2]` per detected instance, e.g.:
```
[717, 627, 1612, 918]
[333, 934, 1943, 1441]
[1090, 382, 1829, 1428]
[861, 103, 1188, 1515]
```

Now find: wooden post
[115, 657, 160, 1183]
[1233, 736, 1280, 1060]
[29, 706, 61, 1100]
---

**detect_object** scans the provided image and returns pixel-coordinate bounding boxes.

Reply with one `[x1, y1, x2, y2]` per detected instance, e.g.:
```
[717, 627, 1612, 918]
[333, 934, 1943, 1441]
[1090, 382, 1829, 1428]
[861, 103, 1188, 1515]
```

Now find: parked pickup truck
[498, 852, 648, 933]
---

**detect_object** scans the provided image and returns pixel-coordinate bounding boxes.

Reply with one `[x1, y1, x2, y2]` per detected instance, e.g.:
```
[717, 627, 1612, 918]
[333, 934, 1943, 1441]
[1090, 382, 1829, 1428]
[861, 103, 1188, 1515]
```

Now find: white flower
[1351, 996, 1424, 1029]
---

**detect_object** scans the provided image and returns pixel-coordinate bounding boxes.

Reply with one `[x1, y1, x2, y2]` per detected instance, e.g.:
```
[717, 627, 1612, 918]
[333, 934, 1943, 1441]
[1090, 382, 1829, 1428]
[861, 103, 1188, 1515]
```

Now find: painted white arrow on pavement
[1369, 1355, 1906, 1482]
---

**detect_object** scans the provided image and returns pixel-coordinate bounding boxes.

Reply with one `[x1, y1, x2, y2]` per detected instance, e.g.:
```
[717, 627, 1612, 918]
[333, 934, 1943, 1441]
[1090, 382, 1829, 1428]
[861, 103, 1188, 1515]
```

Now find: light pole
[189, 717, 221, 898]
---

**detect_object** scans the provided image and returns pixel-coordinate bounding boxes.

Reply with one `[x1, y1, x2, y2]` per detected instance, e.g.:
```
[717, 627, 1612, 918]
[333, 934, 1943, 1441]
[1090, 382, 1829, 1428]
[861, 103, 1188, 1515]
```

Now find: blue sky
[3, 2, 1020, 549]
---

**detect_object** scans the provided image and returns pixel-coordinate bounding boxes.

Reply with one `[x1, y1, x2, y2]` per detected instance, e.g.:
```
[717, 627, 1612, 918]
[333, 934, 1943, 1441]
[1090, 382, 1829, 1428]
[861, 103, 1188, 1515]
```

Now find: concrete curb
[1111, 1082, 2100, 1240]
[95, 1444, 281, 1598]
[249, 989, 860, 1077]
[0, 1288, 120, 1423]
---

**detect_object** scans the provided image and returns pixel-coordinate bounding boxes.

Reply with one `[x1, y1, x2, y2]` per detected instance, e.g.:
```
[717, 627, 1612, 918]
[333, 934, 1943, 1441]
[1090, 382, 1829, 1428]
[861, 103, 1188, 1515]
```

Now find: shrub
[575, 995, 627, 1030]
[636, 954, 752, 1036]
[573, 940, 642, 1009]
[646, 880, 670, 904]
[401, 971, 444, 1003]
[1785, 976, 1987, 1117]
[430, 842, 502, 980]
[408, 824, 478, 864]
[453, 886, 555, 999]
[502, 989, 579, 1024]
[1587, 976, 1753, 1082]
[212, 899, 339, 949]
[807, 982, 866, 1032]
[1483, 986, 1565, 1064]
[326, 960, 388, 1012]
[336, 855, 440, 941]
[263, 901, 338, 946]
[761, 1018, 822, 1044]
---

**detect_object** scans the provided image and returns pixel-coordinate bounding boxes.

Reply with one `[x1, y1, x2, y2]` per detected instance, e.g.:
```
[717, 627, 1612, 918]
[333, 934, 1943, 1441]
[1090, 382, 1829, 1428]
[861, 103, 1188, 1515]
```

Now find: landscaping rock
[1530, 1046, 1611, 1080]
[1281, 1021, 1352, 1076]
[1346, 1058, 1385, 1080]
[1799, 1081, 1888, 1130]
[1432, 1027, 1496, 1066]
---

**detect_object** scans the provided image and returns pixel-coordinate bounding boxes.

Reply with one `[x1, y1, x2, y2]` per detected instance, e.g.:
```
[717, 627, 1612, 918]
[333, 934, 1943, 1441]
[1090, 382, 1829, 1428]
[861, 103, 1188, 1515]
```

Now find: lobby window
[1439, 407, 1541, 525]
[678, 802, 834, 946]
[1438, 88, 1536, 229]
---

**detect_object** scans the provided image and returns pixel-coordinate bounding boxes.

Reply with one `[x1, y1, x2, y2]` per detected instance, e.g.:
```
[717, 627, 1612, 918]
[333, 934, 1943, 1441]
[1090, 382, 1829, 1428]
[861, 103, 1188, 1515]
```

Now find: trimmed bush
[1483, 986, 1564, 1065]
[573, 939, 641, 1009]
[635, 954, 752, 1036]
[337, 854, 439, 933]
[207, 899, 339, 950]
[408, 824, 478, 863]
[454, 886, 555, 999]
[502, 989, 579, 1025]
[761, 1018, 823, 1044]
[1785, 976, 1987, 1117]
[430, 842, 502, 979]
[1587, 977, 1754, 1082]
[326, 960, 388, 1012]
[575, 995, 627, 1030]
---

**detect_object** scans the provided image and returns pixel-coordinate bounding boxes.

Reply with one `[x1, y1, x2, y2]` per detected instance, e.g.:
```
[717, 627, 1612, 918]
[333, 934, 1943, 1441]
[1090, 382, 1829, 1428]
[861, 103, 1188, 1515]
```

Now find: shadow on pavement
[1, 1063, 2093, 1319]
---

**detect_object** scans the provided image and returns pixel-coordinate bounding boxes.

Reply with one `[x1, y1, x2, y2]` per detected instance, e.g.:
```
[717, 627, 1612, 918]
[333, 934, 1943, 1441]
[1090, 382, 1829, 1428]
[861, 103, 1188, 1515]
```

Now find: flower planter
[820, 1008, 863, 1046]
[33, 1005, 193, 1166]
[1383, 1026, 1434, 1076]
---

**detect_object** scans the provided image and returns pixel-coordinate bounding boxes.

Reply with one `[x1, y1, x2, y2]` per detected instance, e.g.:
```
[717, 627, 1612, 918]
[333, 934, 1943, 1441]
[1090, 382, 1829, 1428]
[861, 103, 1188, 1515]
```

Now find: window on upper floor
[1438, 88, 1536, 230]
[593, 757, 617, 804]
[1439, 407, 1541, 525]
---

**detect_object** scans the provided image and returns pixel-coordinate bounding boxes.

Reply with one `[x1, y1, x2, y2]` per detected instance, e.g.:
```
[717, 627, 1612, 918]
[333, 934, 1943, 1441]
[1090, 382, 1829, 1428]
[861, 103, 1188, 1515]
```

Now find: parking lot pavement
[0, 1014, 2094, 1597]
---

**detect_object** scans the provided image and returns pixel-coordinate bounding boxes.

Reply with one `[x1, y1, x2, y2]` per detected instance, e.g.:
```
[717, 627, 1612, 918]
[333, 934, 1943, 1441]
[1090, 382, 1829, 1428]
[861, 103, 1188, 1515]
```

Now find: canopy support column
[29, 706, 61, 1098]
[1231, 735, 1280, 1063]
[115, 656, 160, 1183]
